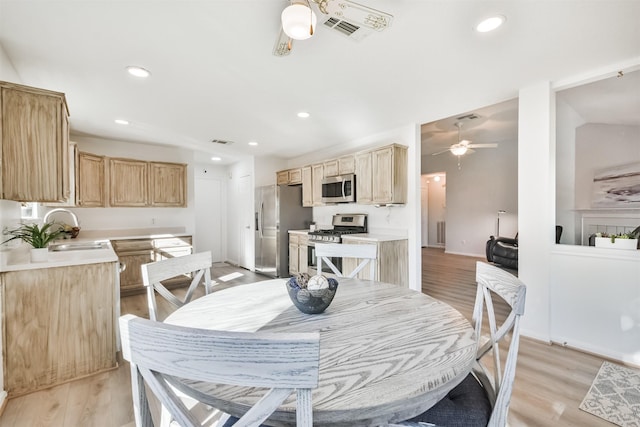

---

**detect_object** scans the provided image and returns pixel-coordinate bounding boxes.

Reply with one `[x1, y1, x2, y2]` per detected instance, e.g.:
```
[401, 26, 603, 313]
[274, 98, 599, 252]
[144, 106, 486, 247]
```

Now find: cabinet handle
[119, 262, 127, 273]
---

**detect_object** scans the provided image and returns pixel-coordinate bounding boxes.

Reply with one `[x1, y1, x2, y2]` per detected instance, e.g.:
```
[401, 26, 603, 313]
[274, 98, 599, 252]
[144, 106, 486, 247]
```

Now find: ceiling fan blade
[431, 148, 452, 156]
[273, 27, 293, 57]
[467, 143, 498, 148]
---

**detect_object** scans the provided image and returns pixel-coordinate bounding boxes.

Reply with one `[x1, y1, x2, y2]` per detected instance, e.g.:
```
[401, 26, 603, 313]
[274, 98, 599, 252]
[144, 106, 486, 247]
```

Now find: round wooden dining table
[165, 278, 476, 426]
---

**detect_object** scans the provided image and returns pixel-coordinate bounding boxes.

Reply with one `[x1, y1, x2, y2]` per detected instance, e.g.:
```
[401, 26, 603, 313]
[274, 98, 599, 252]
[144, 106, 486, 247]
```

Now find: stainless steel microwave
[321, 174, 355, 203]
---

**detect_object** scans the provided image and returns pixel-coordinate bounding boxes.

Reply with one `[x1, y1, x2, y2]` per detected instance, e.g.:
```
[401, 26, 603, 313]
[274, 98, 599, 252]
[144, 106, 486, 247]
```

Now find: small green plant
[2, 222, 64, 248]
[595, 226, 640, 243]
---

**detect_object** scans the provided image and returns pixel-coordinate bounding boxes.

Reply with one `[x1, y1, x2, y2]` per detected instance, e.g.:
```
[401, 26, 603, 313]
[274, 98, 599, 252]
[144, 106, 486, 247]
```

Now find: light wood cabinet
[276, 168, 303, 185]
[289, 233, 309, 275]
[372, 144, 408, 205]
[76, 151, 106, 207]
[355, 151, 373, 204]
[112, 235, 193, 296]
[338, 155, 355, 174]
[150, 162, 187, 207]
[301, 166, 313, 207]
[0, 81, 69, 202]
[1, 262, 117, 397]
[109, 158, 148, 207]
[277, 170, 289, 185]
[312, 163, 324, 206]
[341, 237, 408, 287]
[323, 160, 339, 177]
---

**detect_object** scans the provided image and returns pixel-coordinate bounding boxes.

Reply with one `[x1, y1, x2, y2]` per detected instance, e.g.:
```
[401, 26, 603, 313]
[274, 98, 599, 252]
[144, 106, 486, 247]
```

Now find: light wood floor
[0, 253, 613, 426]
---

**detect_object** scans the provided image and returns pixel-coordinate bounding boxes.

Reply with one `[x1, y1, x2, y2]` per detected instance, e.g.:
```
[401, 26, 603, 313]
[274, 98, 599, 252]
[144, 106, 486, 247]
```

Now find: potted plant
[2, 222, 64, 262]
[594, 226, 640, 250]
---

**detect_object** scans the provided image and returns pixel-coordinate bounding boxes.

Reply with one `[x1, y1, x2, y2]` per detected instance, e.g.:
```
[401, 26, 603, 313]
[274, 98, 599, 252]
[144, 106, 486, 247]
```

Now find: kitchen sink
[49, 241, 109, 252]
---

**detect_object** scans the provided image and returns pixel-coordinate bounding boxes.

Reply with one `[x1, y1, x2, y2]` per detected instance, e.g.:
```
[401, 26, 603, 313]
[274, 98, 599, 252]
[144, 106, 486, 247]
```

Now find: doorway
[421, 173, 447, 249]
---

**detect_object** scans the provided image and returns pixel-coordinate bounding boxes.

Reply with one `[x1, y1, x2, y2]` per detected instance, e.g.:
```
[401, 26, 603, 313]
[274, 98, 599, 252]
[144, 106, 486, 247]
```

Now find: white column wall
[517, 82, 555, 342]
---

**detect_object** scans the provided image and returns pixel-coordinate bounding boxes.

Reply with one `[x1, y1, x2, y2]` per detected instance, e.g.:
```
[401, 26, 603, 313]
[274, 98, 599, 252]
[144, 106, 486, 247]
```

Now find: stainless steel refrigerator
[255, 184, 312, 278]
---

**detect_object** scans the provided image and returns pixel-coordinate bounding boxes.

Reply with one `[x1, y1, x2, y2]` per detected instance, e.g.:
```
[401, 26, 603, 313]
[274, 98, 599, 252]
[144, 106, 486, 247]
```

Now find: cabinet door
[355, 152, 373, 204]
[1, 85, 69, 202]
[118, 251, 155, 294]
[277, 170, 289, 185]
[288, 168, 302, 184]
[150, 162, 187, 207]
[372, 145, 407, 204]
[298, 235, 309, 274]
[289, 243, 299, 275]
[338, 155, 355, 174]
[301, 166, 313, 207]
[76, 151, 105, 207]
[372, 146, 393, 204]
[109, 158, 148, 207]
[2, 262, 116, 396]
[312, 163, 324, 206]
[323, 160, 339, 177]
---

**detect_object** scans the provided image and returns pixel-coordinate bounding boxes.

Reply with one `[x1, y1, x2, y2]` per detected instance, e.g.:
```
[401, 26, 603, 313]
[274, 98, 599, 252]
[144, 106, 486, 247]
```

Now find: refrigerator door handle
[260, 202, 265, 238]
[255, 211, 259, 232]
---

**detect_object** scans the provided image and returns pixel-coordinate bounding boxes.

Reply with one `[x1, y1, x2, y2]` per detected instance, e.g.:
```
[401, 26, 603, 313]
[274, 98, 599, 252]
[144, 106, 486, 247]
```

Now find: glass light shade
[450, 145, 468, 156]
[281, 4, 317, 40]
[476, 15, 505, 33]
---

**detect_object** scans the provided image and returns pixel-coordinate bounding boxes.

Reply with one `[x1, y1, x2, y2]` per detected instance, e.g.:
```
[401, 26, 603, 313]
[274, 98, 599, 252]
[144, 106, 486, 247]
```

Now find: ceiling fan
[273, 0, 393, 57]
[431, 122, 498, 157]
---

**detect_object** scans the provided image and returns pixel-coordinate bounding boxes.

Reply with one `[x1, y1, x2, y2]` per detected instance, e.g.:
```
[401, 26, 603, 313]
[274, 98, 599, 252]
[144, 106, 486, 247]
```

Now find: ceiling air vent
[324, 17, 360, 37]
[210, 139, 234, 145]
[456, 113, 479, 121]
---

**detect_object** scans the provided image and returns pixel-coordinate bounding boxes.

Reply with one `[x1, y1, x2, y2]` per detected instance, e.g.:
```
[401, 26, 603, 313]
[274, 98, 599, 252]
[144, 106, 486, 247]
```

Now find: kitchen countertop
[0, 242, 118, 272]
[0, 227, 191, 272]
[288, 229, 310, 235]
[341, 233, 407, 242]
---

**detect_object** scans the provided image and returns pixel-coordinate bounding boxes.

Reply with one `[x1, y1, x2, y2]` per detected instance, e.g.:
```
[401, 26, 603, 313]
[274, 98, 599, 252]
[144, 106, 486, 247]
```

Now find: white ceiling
[1, 1, 639, 165]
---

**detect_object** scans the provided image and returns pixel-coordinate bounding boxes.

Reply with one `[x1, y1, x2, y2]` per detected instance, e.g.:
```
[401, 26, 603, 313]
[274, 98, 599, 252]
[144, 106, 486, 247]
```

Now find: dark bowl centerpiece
[286, 273, 338, 314]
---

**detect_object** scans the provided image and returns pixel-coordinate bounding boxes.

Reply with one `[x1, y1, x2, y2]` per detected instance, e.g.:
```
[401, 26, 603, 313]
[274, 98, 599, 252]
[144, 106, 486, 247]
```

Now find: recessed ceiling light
[211, 156, 222, 161]
[248, 141, 258, 146]
[297, 111, 310, 118]
[476, 15, 506, 33]
[115, 119, 129, 125]
[126, 66, 151, 78]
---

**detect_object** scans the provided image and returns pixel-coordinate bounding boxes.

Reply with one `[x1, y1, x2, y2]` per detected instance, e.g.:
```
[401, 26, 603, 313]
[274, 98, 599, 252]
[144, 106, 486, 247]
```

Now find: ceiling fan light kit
[281, 3, 317, 40]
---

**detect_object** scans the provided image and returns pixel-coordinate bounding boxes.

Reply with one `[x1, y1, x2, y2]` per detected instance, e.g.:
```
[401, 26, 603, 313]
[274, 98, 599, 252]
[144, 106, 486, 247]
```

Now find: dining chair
[315, 243, 377, 279]
[120, 314, 320, 427]
[393, 261, 526, 427]
[141, 251, 213, 321]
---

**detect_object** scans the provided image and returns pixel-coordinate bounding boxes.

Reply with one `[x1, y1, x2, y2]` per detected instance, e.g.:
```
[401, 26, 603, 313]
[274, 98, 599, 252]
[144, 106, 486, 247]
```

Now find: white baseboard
[444, 250, 485, 258]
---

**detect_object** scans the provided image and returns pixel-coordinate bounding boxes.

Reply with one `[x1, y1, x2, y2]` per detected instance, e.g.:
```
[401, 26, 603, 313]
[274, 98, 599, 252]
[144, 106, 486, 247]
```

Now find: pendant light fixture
[281, 1, 317, 40]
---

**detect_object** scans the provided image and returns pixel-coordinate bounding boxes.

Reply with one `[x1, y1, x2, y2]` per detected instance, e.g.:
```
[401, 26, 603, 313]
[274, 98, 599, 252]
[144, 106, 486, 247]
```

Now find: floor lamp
[496, 210, 506, 237]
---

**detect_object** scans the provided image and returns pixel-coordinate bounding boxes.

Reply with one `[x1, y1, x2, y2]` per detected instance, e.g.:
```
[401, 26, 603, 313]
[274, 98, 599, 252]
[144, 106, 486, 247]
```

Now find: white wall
[422, 135, 518, 257]
[518, 81, 555, 343]
[255, 155, 287, 187]
[425, 175, 446, 248]
[555, 98, 584, 244]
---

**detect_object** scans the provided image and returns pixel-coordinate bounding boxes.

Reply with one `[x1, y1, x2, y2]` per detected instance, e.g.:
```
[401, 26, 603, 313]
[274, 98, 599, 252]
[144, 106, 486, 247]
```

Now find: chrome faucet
[43, 208, 79, 227]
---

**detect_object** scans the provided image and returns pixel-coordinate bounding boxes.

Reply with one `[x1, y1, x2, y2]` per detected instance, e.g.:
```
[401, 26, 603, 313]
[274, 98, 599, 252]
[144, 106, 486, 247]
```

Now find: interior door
[238, 174, 253, 270]
[195, 176, 224, 262]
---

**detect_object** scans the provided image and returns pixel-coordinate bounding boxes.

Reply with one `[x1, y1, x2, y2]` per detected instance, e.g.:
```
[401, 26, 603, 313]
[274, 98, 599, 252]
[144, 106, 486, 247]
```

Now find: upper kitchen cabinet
[338, 155, 355, 175]
[355, 151, 373, 204]
[323, 159, 339, 177]
[150, 161, 187, 207]
[0, 81, 70, 202]
[76, 151, 106, 207]
[301, 166, 313, 207]
[372, 144, 407, 205]
[276, 168, 302, 185]
[311, 163, 324, 206]
[109, 158, 148, 207]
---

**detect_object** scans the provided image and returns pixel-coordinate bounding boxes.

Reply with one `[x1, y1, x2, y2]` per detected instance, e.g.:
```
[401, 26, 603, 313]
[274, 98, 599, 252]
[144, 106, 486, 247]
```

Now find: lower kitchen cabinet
[1, 261, 118, 397]
[289, 233, 308, 275]
[341, 237, 408, 287]
[112, 235, 193, 296]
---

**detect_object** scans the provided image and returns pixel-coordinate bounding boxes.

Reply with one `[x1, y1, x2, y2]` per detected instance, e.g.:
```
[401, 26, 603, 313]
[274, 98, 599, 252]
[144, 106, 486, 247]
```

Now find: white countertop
[341, 233, 407, 242]
[0, 242, 118, 272]
[288, 229, 310, 235]
[0, 227, 190, 272]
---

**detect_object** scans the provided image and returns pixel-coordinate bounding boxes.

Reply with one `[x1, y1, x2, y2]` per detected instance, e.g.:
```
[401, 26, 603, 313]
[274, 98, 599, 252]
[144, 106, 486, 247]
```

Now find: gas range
[308, 213, 367, 244]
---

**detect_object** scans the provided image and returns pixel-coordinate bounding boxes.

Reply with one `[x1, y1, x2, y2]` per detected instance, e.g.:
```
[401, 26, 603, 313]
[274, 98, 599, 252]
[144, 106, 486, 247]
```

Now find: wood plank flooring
[0, 254, 615, 426]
